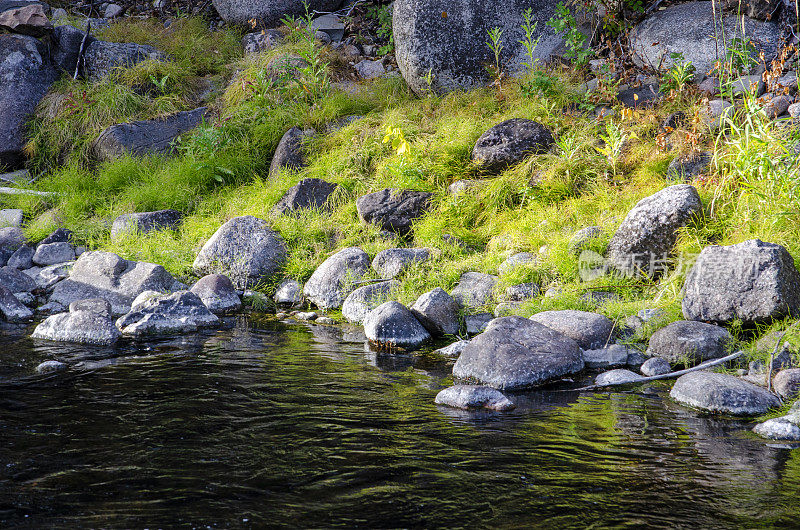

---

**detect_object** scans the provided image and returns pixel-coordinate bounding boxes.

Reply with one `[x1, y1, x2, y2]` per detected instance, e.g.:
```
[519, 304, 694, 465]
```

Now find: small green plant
[278, 4, 330, 104]
[486, 26, 505, 84]
[366, 3, 394, 55]
[723, 37, 759, 78]
[149, 73, 171, 94]
[519, 8, 541, 72]
[382, 124, 410, 156]
[660, 52, 696, 94]
[546, 2, 592, 66]
[595, 121, 633, 178]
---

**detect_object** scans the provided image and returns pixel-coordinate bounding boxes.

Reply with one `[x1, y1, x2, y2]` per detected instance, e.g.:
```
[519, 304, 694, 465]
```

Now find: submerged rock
[36, 360, 68, 374]
[529, 310, 614, 350]
[303, 247, 370, 310]
[434, 385, 515, 411]
[363, 301, 431, 348]
[116, 290, 219, 337]
[32, 310, 121, 345]
[670, 371, 780, 415]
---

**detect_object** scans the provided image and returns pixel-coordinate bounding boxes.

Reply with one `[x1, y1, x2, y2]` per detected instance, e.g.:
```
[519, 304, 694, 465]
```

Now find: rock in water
[606, 185, 702, 277]
[363, 301, 431, 348]
[32, 310, 121, 345]
[471, 119, 554, 174]
[669, 371, 780, 415]
[303, 247, 370, 310]
[595, 369, 643, 386]
[646, 320, 734, 365]
[193, 216, 287, 289]
[190, 274, 242, 314]
[271, 178, 337, 215]
[529, 310, 614, 350]
[212, 0, 344, 28]
[434, 385, 515, 411]
[356, 189, 433, 235]
[110, 210, 183, 240]
[682, 239, 800, 323]
[393, 0, 565, 94]
[411, 287, 460, 337]
[341, 280, 398, 323]
[640, 357, 671, 376]
[372, 247, 431, 279]
[452, 316, 584, 390]
[268, 127, 316, 178]
[116, 291, 219, 336]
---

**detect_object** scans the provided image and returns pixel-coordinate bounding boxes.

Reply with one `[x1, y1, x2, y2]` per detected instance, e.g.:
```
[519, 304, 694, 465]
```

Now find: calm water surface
[1, 315, 799, 528]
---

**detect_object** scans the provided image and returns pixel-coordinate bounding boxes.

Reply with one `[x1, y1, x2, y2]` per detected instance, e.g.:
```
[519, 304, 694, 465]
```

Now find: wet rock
[452, 316, 584, 390]
[529, 310, 614, 350]
[110, 209, 183, 241]
[193, 216, 287, 289]
[372, 247, 431, 279]
[569, 226, 604, 254]
[451, 272, 499, 309]
[116, 290, 219, 337]
[33, 242, 75, 266]
[69, 298, 112, 317]
[616, 84, 663, 109]
[212, 0, 344, 27]
[0, 2, 52, 36]
[465, 312, 493, 335]
[83, 40, 165, 80]
[606, 184, 702, 277]
[303, 247, 370, 310]
[6, 243, 33, 269]
[753, 416, 800, 441]
[273, 279, 302, 306]
[434, 385, 515, 411]
[682, 239, 800, 323]
[646, 320, 734, 365]
[583, 344, 629, 369]
[33, 310, 121, 345]
[190, 273, 242, 314]
[595, 368, 643, 386]
[0, 265, 35, 293]
[93, 108, 207, 161]
[434, 339, 470, 359]
[773, 368, 800, 399]
[670, 371, 780, 415]
[242, 29, 283, 54]
[271, 178, 337, 215]
[411, 287, 460, 336]
[268, 127, 316, 178]
[363, 301, 431, 348]
[356, 189, 433, 235]
[0, 283, 32, 321]
[36, 360, 67, 374]
[505, 283, 539, 302]
[640, 356, 672, 376]
[498, 252, 538, 275]
[666, 151, 711, 181]
[471, 119, 554, 174]
[341, 280, 398, 324]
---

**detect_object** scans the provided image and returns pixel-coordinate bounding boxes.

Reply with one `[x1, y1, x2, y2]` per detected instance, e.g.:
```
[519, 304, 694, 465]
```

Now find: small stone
[190, 273, 242, 314]
[583, 344, 629, 369]
[268, 127, 316, 178]
[451, 272, 499, 309]
[242, 29, 283, 54]
[274, 279, 303, 306]
[773, 368, 800, 399]
[0, 284, 32, 321]
[433, 340, 470, 359]
[699, 77, 720, 96]
[0, 209, 23, 228]
[448, 180, 482, 195]
[494, 301, 521, 317]
[116, 291, 219, 336]
[104, 3, 123, 18]
[36, 360, 67, 374]
[626, 348, 648, 370]
[0, 266, 35, 293]
[342, 280, 398, 324]
[498, 252, 537, 276]
[595, 369, 643, 386]
[6, 244, 33, 269]
[569, 226, 604, 255]
[354, 59, 386, 79]
[372, 248, 431, 279]
[764, 94, 792, 119]
[471, 119, 554, 174]
[465, 313, 493, 335]
[295, 311, 318, 321]
[788, 102, 800, 118]
[731, 74, 765, 97]
[646, 320, 734, 365]
[110, 209, 183, 241]
[703, 99, 734, 130]
[640, 356, 671, 376]
[616, 84, 662, 108]
[303, 247, 370, 310]
[316, 316, 336, 325]
[666, 151, 711, 181]
[33, 242, 75, 266]
[504, 283, 539, 302]
[434, 385, 515, 411]
[753, 417, 800, 441]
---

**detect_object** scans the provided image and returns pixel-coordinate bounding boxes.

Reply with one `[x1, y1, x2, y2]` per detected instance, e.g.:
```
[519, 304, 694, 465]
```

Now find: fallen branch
[74, 20, 91, 80]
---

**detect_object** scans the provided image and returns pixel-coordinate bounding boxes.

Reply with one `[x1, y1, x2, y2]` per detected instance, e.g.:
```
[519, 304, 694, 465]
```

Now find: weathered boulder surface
[505, 282, 539, 301]
[0, 265, 35, 293]
[646, 320, 734, 365]
[356, 189, 433, 234]
[268, 127, 316, 179]
[411, 287, 460, 337]
[271, 178, 337, 215]
[670, 371, 780, 415]
[363, 301, 431, 348]
[0, 283, 33, 321]
[190, 273, 242, 314]
[372, 247, 431, 279]
[606, 185, 702, 277]
[682, 239, 800, 323]
[193, 216, 287, 289]
[434, 385, 516, 411]
[32, 310, 121, 345]
[341, 280, 398, 324]
[51, 24, 95, 73]
[6, 243, 33, 269]
[451, 272, 499, 309]
[69, 298, 112, 317]
[110, 209, 183, 241]
[472, 119, 554, 174]
[242, 28, 283, 54]
[83, 39, 166, 79]
[303, 247, 370, 310]
[212, 0, 344, 28]
[452, 316, 584, 390]
[529, 310, 614, 350]
[93, 108, 207, 161]
[33, 242, 75, 266]
[773, 368, 800, 399]
[116, 290, 219, 336]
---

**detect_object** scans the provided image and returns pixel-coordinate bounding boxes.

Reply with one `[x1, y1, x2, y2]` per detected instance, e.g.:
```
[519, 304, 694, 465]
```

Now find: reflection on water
[1, 315, 799, 528]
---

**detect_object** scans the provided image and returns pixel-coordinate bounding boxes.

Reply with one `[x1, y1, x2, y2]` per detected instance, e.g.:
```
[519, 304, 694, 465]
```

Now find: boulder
[0, 34, 57, 169]
[6, 243, 33, 269]
[773, 368, 800, 399]
[640, 356, 672, 376]
[451, 272, 499, 309]
[242, 28, 283, 54]
[110, 209, 183, 241]
[303, 247, 370, 309]
[116, 290, 219, 336]
[363, 301, 431, 348]
[356, 188, 433, 235]
[341, 280, 398, 323]
[682, 239, 800, 323]
[32, 242, 75, 266]
[93, 108, 208, 161]
[529, 310, 614, 350]
[26, 261, 73, 290]
[41, 228, 72, 244]
[629, 2, 781, 77]
[393, 0, 565, 94]
[268, 127, 316, 179]
[271, 178, 337, 215]
[606, 185, 702, 277]
[83, 39, 166, 80]
[0, 283, 32, 321]
[452, 316, 584, 390]
[190, 273, 242, 314]
[504, 282, 539, 301]
[49, 251, 175, 315]
[68, 298, 112, 317]
[498, 252, 538, 276]
[410, 287, 460, 336]
[51, 24, 95, 73]
[273, 278, 302, 305]
[753, 416, 800, 441]
[471, 119, 554, 174]
[372, 247, 431, 279]
[646, 320, 734, 365]
[0, 265, 36, 293]
[764, 94, 792, 119]
[434, 385, 515, 411]
[0, 2, 51, 36]
[595, 369, 643, 386]
[32, 310, 121, 345]
[212, 0, 344, 27]
[494, 301, 521, 317]
[582, 344, 629, 369]
[193, 216, 287, 289]
[669, 371, 780, 415]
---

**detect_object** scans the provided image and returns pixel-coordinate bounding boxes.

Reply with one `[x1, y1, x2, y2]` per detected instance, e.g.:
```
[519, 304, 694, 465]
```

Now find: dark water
[2, 315, 800, 529]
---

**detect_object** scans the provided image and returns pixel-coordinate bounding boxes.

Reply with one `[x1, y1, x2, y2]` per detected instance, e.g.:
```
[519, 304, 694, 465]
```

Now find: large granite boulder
[116, 290, 219, 336]
[303, 247, 370, 310]
[646, 320, 734, 365]
[356, 188, 433, 235]
[411, 287, 460, 337]
[472, 119, 554, 174]
[450, 272, 499, 309]
[271, 178, 337, 215]
[341, 280, 398, 323]
[394, 0, 565, 94]
[193, 216, 287, 289]
[452, 316, 584, 390]
[110, 209, 183, 241]
[212, 0, 344, 28]
[93, 108, 208, 161]
[434, 385, 516, 411]
[372, 247, 431, 279]
[670, 371, 780, 415]
[529, 310, 614, 350]
[606, 185, 702, 277]
[83, 39, 166, 79]
[268, 127, 316, 178]
[682, 240, 800, 323]
[32, 310, 121, 345]
[363, 301, 432, 348]
[0, 2, 52, 36]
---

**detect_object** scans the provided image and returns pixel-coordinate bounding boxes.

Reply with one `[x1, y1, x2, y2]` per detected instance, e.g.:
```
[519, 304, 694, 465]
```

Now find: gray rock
[294, 311, 317, 321]
[465, 312, 493, 335]
[212, 0, 344, 27]
[341, 280, 398, 324]
[447, 179, 483, 195]
[569, 226, 603, 254]
[0, 265, 35, 293]
[36, 360, 67, 374]
[273, 278, 302, 305]
[640, 356, 672, 376]
[372, 247, 431, 279]
[83, 39, 165, 80]
[0, 283, 32, 321]
[434, 385, 515, 411]
[452, 316, 584, 390]
[110, 209, 183, 241]
[471, 119, 554, 174]
[0, 208, 23, 227]
[504, 283, 539, 302]
[41, 228, 72, 244]
[33, 310, 121, 345]
[116, 290, 219, 337]
[242, 29, 283, 54]
[646, 320, 734, 365]
[731, 74, 765, 97]
[626, 348, 648, 370]
[764, 94, 792, 118]
[0, 2, 51, 36]
[356, 188, 433, 235]
[268, 127, 316, 179]
[451, 272, 499, 309]
[698, 76, 721, 96]
[316, 316, 336, 325]
[33, 242, 75, 266]
[0, 168, 31, 184]
[703, 99, 735, 130]
[789, 102, 800, 118]
[606, 184, 702, 277]
[667, 151, 711, 181]
[193, 216, 287, 289]
[271, 178, 337, 215]
[354, 59, 385, 79]
[190, 273, 242, 314]
[93, 108, 207, 161]
[498, 252, 538, 276]
[616, 84, 663, 109]
[583, 344, 629, 369]
[682, 239, 800, 323]
[27, 261, 73, 290]
[49, 251, 175, 316]
[773, 368, 800, 399]
[6, 244, 33, 269]
[104, 3, 123, 17]
[311, 13, 345, 41]
[13, 291, 34, 306]
[0, 227, 25, 266]
[51, 24, 95, 73]
[494, 301, 521, 317]
[303, 247, 370, 309]
[753, 416, 800, 441]
[393, 0, 565, 94]
[595, 368, 643, 386]
[363, 301, 431, 348]
[670, 370, 780, 415]
[433, 339, 470, 359]
[411, 287, 460, 336]
[69, 297, 112, 317]
[630, 2, 781, 77]
[529, 310, 614, 350]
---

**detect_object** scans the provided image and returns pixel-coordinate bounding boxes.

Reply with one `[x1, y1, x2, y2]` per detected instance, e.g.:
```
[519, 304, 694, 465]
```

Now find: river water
[1, 315, 799, 528]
